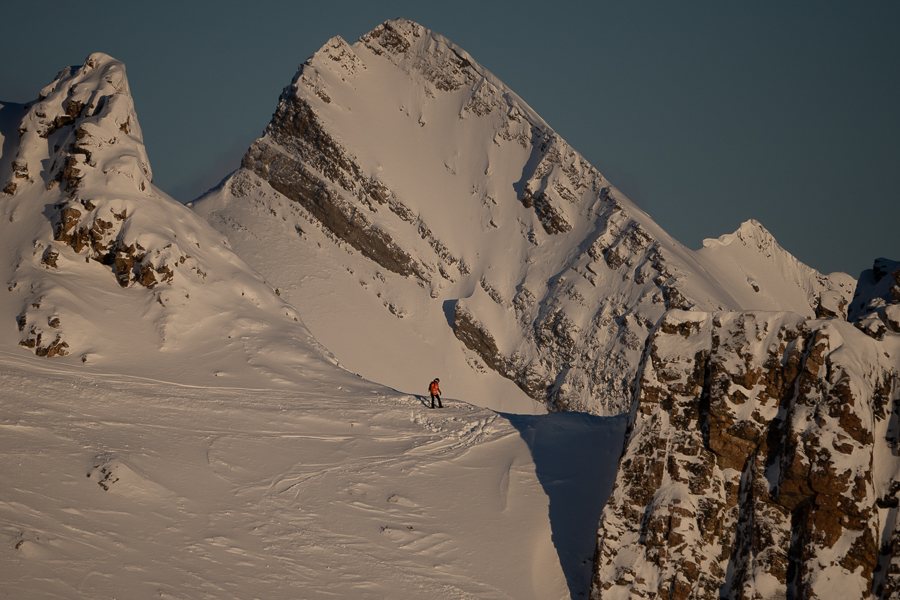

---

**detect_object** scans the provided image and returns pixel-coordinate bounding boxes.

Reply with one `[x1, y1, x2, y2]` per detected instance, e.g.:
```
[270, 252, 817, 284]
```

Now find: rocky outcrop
[452, 303, 505, 374]
[591, 309, 899, 599]
[3, 53, 281, 360]
[5, 55, 176, 355]
[29, 57, 189, 290]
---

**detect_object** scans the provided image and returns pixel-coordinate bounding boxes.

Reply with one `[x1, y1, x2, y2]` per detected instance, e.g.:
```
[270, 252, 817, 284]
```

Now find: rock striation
[196, 18, 853, 414]
[591, 302, 900, 599]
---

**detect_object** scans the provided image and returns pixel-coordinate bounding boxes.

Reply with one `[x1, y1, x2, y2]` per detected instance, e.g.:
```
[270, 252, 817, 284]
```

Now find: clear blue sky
[2, 1, 897, 277]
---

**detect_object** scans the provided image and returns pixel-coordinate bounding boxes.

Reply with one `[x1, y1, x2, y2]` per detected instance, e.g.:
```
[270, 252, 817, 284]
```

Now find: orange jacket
[429, 381, 440, 395]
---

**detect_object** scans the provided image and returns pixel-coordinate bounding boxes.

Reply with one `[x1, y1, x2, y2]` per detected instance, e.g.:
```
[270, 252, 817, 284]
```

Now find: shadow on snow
[500, 411, 627, 599]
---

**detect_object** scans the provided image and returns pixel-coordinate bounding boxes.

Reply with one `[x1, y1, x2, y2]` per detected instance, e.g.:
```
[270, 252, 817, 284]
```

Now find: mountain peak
[359, 18, 430, 54]
[701, 218, 776, 250]
[6, 52, 150, 200]
[1, 55, 335, 385]
[38, 52, 127, 99]
[193, 20, 856, 414]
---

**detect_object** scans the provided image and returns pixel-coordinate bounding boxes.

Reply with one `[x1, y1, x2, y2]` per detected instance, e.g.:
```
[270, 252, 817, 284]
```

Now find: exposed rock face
[241, 97, 429, 283]
[19, 55, 178, 288]
[196, 18, 854, 414]
[591, 309, 899, 599]
[3, 54, 190, 355]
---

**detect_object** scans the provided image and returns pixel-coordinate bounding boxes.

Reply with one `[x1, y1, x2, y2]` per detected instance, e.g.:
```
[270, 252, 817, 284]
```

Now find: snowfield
[0, 349, 625, 599]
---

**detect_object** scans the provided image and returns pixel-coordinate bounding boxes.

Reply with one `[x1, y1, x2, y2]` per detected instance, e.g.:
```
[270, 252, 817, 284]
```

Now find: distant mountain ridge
[194, 18, 853, 415]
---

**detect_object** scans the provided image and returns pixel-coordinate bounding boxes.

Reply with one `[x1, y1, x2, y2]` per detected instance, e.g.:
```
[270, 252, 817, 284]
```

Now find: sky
[1, 1, 897, 277]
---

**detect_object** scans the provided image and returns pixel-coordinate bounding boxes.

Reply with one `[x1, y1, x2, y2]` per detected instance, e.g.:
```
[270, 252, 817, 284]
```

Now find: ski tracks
[241, 396, 532, 598]
[0, 356, 566, 599]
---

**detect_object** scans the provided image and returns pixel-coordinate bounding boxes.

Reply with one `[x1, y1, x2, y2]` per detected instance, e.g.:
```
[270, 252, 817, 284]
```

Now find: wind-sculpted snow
[195, 18, 852, 415]
[591, 309, 900, 599]
[0, 54, 336, 386]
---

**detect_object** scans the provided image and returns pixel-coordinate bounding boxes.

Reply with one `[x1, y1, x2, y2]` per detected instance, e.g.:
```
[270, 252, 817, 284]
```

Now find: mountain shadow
[501, 411, 626, 598]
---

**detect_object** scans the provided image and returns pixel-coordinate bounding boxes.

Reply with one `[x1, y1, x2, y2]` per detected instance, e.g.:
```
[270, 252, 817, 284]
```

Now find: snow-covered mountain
[183, 21, 899, 595]
[0, 53, 340, 388]
[193, 18, 853, 415]
[1, 19, 899, 600]
[0, 51, 629, 600]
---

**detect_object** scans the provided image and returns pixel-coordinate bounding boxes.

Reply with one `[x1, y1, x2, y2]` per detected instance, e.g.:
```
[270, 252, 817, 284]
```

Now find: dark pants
[431, 393, 442, 408]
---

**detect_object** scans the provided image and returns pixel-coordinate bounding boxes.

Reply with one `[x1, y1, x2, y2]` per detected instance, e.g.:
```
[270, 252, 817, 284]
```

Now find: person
[429, 378, 443, 409]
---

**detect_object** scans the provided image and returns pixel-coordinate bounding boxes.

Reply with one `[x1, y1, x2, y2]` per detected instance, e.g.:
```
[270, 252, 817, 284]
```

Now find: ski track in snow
[0, 350, 625, 599]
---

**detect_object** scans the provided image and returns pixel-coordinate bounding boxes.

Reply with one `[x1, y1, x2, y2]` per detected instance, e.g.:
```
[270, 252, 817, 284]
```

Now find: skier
[429, 378, 443, 409]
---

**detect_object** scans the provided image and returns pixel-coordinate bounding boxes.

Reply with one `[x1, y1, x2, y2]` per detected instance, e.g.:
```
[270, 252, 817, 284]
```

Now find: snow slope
[0, 349, 625, 599]
[193, 18, 853, 415]
[697, 219, 856, 314]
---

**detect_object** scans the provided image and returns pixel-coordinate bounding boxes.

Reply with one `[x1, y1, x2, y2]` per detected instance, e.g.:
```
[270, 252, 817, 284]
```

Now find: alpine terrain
[2, 17, 898, 600]
[0, 51, 624, 599]
[193, 18, 854, 416]
[0, 52, 339, 388]
[591, 286, 900, 599]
